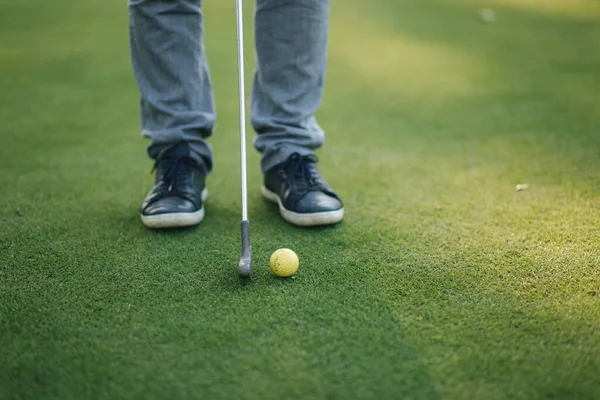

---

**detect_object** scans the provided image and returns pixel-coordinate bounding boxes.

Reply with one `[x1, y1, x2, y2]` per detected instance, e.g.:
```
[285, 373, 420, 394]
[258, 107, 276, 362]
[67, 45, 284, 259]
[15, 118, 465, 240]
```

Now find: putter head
[238, 220, 252, 279]
[238, 253, 251, 279]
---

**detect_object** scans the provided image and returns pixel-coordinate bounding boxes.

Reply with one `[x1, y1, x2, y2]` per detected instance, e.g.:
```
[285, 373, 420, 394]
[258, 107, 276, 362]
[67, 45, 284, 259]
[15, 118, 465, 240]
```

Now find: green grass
[1, 0, 600, 399]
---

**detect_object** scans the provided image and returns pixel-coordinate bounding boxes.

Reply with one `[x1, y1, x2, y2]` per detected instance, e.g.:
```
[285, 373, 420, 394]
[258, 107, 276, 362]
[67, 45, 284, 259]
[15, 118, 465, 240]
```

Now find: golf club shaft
[236, 0, 248, 222]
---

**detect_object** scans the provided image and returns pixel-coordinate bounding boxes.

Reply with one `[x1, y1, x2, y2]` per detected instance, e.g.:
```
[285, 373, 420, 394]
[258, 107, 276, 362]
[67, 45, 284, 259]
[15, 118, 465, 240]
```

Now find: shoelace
[153, 157, 194, 192]
[284, 153, 327, 193]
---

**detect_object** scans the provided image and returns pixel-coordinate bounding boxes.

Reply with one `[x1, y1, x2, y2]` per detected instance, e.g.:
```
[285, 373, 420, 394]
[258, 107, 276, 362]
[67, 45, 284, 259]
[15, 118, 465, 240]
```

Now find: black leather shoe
[262, 153, 344, 226]
[140, 144, 207, 229]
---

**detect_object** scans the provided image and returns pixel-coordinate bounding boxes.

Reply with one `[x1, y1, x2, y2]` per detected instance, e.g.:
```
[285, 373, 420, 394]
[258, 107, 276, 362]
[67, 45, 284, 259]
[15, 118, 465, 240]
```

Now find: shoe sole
[141, 188, 208, 229]
[261, 186, 344, 227]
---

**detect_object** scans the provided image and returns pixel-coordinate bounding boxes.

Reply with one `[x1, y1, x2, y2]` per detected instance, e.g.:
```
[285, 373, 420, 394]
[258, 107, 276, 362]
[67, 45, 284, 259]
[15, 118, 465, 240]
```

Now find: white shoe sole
[261, 186, 344, 227]
[141, 188, 208, 229]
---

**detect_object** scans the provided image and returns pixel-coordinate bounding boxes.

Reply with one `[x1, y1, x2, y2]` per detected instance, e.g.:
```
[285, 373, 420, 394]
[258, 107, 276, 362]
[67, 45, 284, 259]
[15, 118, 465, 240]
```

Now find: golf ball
[270, 248, 299, 277]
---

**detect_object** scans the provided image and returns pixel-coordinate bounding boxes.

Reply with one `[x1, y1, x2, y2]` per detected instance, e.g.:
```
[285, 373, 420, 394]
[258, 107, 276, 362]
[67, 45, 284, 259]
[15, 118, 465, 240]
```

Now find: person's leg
[252, 0, 329, 173]
[129, 0, 215, 171]
[253, 0, 343, 227]
[129, 0, 213, 228]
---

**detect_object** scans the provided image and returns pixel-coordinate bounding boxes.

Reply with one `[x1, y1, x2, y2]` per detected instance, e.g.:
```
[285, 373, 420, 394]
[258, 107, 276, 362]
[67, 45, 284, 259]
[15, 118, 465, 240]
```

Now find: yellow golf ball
[270, 248, 299, 277]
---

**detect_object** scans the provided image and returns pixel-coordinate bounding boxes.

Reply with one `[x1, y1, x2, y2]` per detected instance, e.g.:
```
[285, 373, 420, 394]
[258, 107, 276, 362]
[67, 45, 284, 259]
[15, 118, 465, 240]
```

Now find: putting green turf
[1, 0, 599, 398]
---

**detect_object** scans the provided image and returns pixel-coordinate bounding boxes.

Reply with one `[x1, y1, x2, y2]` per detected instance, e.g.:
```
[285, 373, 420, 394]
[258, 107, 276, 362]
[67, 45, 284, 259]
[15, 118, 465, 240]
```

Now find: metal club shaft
[236, 0, 252, 279]
[236, 0, 248, 222]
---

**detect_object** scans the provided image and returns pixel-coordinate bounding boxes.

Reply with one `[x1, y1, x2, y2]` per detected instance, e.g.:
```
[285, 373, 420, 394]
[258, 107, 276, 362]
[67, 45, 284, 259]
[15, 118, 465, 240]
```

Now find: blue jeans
[128, 0, 329, 173]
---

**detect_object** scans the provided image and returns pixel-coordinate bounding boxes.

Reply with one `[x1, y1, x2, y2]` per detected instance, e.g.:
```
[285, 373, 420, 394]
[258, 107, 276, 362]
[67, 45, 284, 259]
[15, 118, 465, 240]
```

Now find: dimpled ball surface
[270, 248, 299, 277]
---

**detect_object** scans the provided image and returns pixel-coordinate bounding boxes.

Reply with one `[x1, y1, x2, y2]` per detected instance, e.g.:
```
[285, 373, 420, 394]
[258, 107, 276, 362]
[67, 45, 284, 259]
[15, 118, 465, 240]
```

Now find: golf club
[236, 0, 252, 279]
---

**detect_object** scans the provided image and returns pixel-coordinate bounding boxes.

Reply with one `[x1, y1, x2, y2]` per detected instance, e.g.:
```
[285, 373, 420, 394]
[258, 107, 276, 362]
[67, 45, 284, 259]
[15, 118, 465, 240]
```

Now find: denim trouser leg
[128, 0, 214, 172]
[252, 0, 330, 173]
[129, 0, 329, 174]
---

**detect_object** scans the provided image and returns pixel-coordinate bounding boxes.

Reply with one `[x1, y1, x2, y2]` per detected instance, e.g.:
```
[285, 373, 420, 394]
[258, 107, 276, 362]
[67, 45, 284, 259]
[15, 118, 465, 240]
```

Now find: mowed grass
[1, 0, 600, 399]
